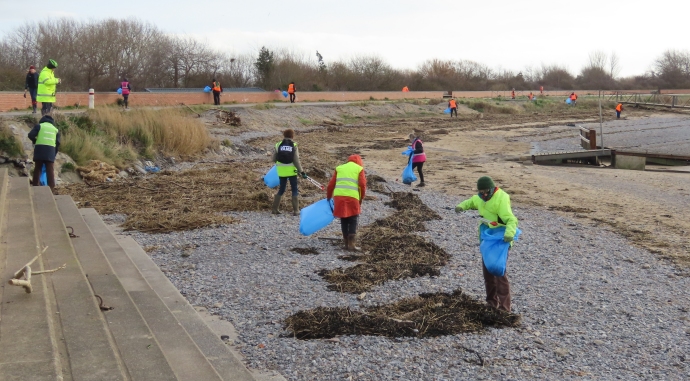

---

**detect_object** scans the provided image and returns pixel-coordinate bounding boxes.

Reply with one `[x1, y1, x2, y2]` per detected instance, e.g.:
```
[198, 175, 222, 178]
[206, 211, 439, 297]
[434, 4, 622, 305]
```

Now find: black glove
[300, 172, 307, 179]
[23, 93, 26, 98]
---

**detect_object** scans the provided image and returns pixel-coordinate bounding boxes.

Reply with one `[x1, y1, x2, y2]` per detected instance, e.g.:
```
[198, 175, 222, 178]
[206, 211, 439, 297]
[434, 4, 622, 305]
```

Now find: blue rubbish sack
[144, 166, 160, 173]
[479, 225, 522, 277]
[39, 164, 47, 186]
[565, 98, 572, 104]
[203, 86, 212, 93]
[282, 90, 288, 98]
[117, 88, 122, 95]
[401, 146, 414, 156]
[402, 158, 417, 185]
[263, 165, 279, 188]
[443, 107, 451, 114]
[299, 198, 335, 236]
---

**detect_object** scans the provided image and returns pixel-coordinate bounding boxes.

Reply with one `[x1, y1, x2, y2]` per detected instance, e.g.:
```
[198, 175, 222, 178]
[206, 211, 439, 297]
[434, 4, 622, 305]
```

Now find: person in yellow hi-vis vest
[36, 59, 61, 116]
[455, 176, 518, 312]
[326, 154, 367, 251]
[28, 115, 61, 191]
[272, 129, 306, 215]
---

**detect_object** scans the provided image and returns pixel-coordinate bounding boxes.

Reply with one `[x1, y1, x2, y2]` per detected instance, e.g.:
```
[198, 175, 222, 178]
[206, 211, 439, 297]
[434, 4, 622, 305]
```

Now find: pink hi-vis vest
[412, 138, 426, 163]
[121, 82, 130, 95]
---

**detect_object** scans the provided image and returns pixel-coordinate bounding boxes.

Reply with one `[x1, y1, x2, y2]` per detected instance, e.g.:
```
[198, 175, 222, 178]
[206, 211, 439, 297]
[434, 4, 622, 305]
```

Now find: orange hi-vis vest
[570, 94, 577, 100]
[212, 81, 221, 92]
[288, 84, 295, 94]
[449, 99, 457, 108]
[616, 104, 622, 112]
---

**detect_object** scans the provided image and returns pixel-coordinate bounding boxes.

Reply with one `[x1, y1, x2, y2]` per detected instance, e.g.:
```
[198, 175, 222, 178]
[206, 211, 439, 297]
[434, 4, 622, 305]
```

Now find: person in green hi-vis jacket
[455, 176, 519, 312]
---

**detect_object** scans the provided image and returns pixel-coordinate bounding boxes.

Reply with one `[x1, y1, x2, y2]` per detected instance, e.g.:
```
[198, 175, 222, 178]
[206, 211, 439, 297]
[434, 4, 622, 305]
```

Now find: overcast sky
[0, 0, 684, 77]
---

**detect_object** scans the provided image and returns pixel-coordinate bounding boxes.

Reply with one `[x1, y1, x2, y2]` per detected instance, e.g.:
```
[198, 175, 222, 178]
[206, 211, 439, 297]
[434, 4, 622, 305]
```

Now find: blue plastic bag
[402, 156, 417, 185]
[204, 86, 212, 93]
[479, 225, 522, 277]
[117, 88, 122, 95]
[401, 147, 413, 156]
[282, 90, 288, 98]
[443, 107, 451, 114]
[39, 164, 47, 186]
[299, 198, 335, 236]
[263, 165, 279, 188]
[565, 98, 572, 104]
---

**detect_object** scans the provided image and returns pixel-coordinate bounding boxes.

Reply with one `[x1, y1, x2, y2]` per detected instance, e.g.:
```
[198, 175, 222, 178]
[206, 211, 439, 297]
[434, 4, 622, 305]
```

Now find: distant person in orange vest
[615, 103, 623, 118]
[402, 86, 409, 92]
[288, 82, 296, 103]
[528, 92, 534, 101]
[211, 79, 222, 105]
[569, 92, 577, 106]
[448, 98, 458, 118]
[540, 86, 544, 95]
[119, 78, 131, 109]
[511, 88, 515, 100]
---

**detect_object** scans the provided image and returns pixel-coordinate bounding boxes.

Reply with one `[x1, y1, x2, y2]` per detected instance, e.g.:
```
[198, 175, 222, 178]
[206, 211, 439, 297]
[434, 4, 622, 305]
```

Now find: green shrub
[0, 126, 24, 157]
[61, 162, 76, 173]
[221, 139, 233, 147]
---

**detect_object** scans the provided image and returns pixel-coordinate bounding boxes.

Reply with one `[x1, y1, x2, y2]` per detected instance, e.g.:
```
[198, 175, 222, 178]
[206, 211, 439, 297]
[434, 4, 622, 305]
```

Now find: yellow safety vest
[36, 67, 59, 103]
[36, 122, 58, 147]
[275, 140, 298, 177]
[332, 162, 363, 200]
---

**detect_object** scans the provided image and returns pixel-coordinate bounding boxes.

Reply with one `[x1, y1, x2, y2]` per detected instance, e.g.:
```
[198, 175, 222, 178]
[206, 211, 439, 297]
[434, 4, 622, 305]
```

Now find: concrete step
[55, 195, 177, 381]
[0, 178, 63, 381]
[112, 231, 256, 381]
[80, 208, 225, 381]
[32, 187, 127, 381]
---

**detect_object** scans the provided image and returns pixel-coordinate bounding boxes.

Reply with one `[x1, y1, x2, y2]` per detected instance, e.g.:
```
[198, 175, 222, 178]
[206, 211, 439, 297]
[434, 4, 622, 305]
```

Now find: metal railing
[607, 92, 690, 108]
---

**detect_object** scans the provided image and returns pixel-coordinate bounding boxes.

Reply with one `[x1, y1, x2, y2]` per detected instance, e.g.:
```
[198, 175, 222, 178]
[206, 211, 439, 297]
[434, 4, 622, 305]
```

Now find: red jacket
[326, 156, 367, 218]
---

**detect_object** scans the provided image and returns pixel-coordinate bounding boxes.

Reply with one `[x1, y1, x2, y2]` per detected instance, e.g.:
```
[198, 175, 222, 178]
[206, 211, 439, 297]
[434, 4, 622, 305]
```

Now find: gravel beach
[119, 174, 690, 381]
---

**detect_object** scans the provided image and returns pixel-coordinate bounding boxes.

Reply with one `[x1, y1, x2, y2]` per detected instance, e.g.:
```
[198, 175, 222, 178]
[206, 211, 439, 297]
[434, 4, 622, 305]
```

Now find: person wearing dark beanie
[454, 176, 519, 312]
[36, 59, 61, 115]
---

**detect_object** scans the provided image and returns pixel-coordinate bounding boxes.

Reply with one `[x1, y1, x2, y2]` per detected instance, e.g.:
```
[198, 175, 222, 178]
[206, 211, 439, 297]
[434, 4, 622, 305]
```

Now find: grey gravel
[121, 176, 690, 381]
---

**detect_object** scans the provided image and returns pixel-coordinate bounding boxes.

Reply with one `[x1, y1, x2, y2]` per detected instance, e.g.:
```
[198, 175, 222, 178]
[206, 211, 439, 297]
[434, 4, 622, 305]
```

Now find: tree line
[1, 18, 689, 92]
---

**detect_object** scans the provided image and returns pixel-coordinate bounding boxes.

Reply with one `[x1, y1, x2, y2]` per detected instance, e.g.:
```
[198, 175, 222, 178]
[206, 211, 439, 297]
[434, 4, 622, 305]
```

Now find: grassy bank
[55, 108, 213, 167]
[0, 122, 24, 157]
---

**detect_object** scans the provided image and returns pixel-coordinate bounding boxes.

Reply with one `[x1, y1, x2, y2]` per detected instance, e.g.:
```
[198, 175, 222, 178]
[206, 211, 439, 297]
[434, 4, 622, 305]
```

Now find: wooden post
[589, 129, 597, 149]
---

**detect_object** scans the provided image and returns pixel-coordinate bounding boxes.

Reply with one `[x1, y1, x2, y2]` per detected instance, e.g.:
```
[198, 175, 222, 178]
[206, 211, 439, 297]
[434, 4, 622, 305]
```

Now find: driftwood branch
[7, 247, 66, 294]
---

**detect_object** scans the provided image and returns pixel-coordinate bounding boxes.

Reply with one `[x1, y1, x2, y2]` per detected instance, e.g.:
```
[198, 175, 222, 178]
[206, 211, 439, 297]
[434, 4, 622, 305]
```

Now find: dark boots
[291, 196, 299, 216]
[347, 234, 361, 251]
[272, 194, 282, 214]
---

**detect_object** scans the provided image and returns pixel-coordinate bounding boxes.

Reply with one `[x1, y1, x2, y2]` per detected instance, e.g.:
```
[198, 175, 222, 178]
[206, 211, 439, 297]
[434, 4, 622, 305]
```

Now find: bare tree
[587, 50, 607, 71]
[609, 51, 621, 79]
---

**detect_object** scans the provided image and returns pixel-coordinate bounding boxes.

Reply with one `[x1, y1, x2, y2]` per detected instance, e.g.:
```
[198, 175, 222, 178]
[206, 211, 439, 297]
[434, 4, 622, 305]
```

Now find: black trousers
[41, 102, 53, 115]
[289, 93, 295, 103]
[123, 94, 129, 108]
[450, 107, 457, 117]
[341, 215, 359, 236]
[213, 91, 221, 105]
[412, 161, 425, 183]
[277, 176, 298, 196]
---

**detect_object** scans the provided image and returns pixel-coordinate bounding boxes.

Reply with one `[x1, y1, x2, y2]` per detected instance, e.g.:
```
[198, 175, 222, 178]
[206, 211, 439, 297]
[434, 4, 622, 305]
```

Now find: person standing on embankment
[288, 82, 296, 103]
[211, 79, 222, 106]
[36, 59, 60, 116]
[455, 176, 518, 312]
[24, 65, 39, 114]
[616, 103, 623, 119]
[119, 78, 131, 109]
[272, 129, 306, 215]
[326, 154, 367, 251]
[28, 115, 60, 191]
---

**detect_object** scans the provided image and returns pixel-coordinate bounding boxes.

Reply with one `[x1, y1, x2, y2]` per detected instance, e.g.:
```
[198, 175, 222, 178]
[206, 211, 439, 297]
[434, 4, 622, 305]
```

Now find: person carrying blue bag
[271, 129, 307, 215]
[326, 154, 367, 251]
[455, 176, 519, 312]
